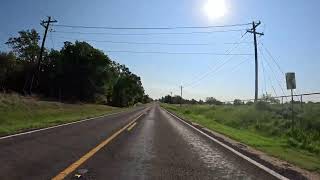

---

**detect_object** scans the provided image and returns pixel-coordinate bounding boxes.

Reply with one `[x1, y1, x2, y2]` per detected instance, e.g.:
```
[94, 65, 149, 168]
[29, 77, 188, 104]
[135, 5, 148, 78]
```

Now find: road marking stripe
[162, 108, 289, 180]
[51, 113, 144, 180]
[0, 107, 146, 140]
[127, 122, 137, 131]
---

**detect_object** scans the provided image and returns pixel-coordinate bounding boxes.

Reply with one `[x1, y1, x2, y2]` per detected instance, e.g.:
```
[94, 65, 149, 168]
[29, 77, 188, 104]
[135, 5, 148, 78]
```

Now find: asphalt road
[0, 103, 279, 180]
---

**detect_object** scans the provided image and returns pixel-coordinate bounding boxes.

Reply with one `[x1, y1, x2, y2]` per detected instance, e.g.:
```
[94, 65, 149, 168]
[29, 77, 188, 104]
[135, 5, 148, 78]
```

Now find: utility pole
[29, 16, 57, 93]
[180, 86, 183, 107]
[247, 21, 264, 102]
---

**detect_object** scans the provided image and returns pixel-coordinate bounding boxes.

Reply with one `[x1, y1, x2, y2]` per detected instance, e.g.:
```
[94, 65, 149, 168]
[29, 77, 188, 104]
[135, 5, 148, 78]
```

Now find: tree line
[159, 95, 224, 105]
[0, 29, 152, 107]
[159, 93, 283, 105]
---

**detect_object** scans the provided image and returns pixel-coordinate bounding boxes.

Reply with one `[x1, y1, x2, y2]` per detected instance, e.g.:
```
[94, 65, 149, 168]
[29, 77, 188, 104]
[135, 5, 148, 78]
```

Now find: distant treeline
[0, 29, 152, 107]
[158, 94, 307, 105]
[159, 95, 226, 105]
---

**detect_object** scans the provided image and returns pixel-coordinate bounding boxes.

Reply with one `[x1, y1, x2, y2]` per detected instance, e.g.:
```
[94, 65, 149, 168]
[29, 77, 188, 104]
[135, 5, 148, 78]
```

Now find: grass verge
[0, 94, 125, 136]
[161, 103, 320, 172]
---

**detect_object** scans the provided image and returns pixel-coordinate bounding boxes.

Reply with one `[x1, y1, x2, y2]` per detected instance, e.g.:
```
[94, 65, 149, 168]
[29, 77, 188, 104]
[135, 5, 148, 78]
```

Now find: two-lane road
[0, 104, 279, 179]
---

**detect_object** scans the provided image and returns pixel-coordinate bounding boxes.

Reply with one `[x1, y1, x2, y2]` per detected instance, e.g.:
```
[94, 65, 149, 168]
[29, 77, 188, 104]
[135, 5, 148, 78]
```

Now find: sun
[203, 0, 227, 20]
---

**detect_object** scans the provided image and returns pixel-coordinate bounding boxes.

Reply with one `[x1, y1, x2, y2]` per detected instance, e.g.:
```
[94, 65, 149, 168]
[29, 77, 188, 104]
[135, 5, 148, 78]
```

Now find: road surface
[0, 103, 279, 180]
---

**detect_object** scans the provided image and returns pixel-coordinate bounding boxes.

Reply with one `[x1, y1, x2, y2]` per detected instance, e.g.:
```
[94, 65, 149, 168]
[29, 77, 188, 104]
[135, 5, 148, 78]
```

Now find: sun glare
[203, 0, 227, 20]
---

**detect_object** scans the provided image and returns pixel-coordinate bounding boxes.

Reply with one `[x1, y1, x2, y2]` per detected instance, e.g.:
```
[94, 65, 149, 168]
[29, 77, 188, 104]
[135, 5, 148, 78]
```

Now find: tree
[199, 99, 204, 104]
[52, 41, 114, 101]
[261, 93, 280, 104]
[206, 97, 222, 105]
[2, 29, 148, 107]
[0, 52, 16, 92]
[111, 63, 144, 107]
[5, 29, 40, 63]
[5, 29, 43, 94]
[142, 95, 152, 103]
[233, 99, 243, 105]
[246, 101, 254, 105]
[190, 99, 198, 104]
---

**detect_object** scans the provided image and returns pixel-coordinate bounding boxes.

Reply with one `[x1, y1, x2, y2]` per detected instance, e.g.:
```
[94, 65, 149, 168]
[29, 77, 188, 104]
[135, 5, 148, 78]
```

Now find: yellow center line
[52, 113, 144, 180]
[127, 122, 137, 131]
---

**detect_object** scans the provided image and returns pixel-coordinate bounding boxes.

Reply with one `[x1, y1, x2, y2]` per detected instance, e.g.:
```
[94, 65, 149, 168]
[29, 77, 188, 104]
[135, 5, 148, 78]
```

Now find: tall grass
[0, 93, 121, 135]
[162, 102, 320, 171]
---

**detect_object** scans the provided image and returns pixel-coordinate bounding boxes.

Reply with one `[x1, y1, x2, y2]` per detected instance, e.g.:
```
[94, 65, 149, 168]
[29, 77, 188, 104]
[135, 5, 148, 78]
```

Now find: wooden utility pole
[247, 21, 264, 102]
[29, 16, 57, 93]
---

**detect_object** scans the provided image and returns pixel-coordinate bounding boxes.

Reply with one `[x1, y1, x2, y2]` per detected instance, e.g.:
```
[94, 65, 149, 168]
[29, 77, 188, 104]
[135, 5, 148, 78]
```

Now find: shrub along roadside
[161, 103, 320, 172]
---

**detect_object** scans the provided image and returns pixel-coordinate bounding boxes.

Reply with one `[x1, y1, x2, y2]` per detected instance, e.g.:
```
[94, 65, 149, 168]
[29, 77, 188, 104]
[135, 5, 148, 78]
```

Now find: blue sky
[1, 0, 319, 101]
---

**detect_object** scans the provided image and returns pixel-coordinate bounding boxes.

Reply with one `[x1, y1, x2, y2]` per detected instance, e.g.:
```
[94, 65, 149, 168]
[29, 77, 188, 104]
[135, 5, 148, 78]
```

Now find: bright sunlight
[203, 0, 227, 20]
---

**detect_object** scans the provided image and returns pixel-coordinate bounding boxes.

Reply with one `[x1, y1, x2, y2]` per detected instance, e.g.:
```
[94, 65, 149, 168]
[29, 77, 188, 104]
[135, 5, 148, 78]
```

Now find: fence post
[291, 89, 294, 130]
[300, 95, 303, 109]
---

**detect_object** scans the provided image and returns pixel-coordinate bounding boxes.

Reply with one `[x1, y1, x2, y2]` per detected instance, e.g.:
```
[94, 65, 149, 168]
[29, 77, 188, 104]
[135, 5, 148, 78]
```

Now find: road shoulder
[162, 106, 319, 180]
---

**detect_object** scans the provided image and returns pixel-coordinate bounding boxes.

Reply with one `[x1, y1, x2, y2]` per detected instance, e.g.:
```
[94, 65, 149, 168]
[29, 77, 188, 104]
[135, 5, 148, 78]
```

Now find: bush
[184, 110, 191, 114]
[94, 94, 108, 104]
[254, 101, 271, 111]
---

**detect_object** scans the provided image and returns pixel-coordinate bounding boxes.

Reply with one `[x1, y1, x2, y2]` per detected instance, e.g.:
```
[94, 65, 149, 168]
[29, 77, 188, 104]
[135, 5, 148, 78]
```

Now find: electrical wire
[53, 23, 251, 30]
[49, 31, 55, 49]
[182, 34, 250, 88]
[201, 58, 250, 90]
[259, 46, 287, 99]
[260, 52, 268, 95]
[260, 42, 284, 74]
[52, 29, 247, 36]
[104, 50, 252, 56]
[52, 35, 251, 46]
[259, 40, 304, 102]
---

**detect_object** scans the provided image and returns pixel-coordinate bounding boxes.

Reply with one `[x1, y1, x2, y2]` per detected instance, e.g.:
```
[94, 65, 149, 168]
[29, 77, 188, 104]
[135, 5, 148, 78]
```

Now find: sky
[0, 0, 320, 101]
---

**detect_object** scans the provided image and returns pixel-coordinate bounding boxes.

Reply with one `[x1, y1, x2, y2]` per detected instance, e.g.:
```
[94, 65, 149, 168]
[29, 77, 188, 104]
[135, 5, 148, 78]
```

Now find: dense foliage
[159, 95, 223, 105]
[0, 29, 152, 107]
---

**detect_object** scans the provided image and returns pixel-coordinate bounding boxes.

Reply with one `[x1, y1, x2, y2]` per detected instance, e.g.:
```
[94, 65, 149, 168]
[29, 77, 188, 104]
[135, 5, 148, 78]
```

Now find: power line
[193, 58, 250, 89]
[187, 58, 250, 89]
[260, 52, 268, 95]
[52, 35, 252, 46]
[104, 50, 253, 56]
[52, 29, 246, 36]
[260, 42, 284, 74]
[49, 31, 55, 49]
[53, 23, 251, 30]
[259, 46, 287, 98]
[183, 34, 250, 88]
[260, 47, 277, 97]
[260, 41, 303, 98]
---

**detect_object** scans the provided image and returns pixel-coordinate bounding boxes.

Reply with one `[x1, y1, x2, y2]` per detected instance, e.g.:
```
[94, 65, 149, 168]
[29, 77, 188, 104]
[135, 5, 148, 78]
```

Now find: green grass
[162, 103, 320, 172]
[0, 93, 125, 136]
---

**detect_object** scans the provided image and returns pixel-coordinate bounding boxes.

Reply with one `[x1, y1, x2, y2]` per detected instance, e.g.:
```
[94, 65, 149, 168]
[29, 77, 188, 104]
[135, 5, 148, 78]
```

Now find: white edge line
[0, 107, 146, 140]
[162, 108, 289, 180]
